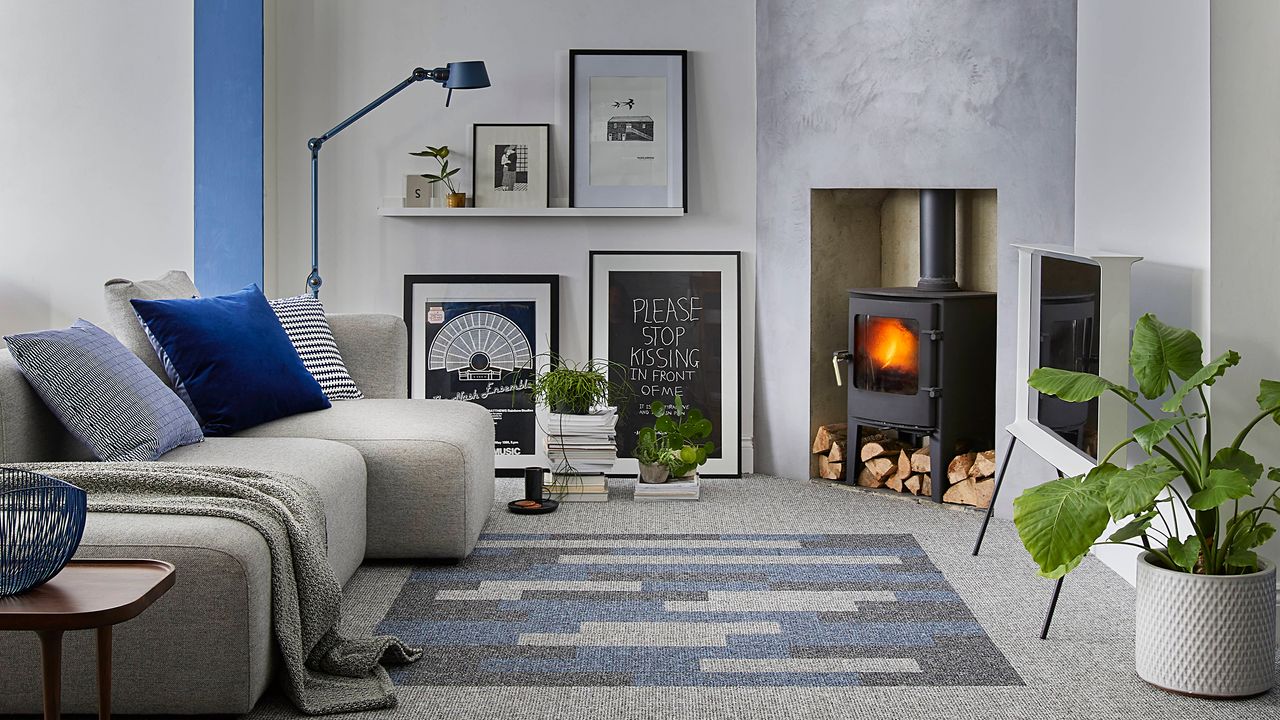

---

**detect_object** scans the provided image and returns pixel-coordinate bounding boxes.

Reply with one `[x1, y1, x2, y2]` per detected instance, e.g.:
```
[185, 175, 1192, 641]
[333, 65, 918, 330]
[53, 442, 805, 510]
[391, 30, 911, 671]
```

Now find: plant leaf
[1166, 536, 1202, 572]
[1013, 465, 1115, 579]
[1259, 379, 1280, 421]
[443, 168, 460, 178]
[1129, 314, 1203, 400]
[650, 401, 665, 417]
[1109, 509, 1159, 542]
[1225, 548, 1259, 570]
[1105, 458, 1180, 519]
[1161, 350, 1240, 413]
[1186, 468, 1253, 510]
[1268, 468, 1280, 483]
[421, 173, 441, 181]
[1133, 414, 1203, 455]
[1028, 368, 1134, 403]
[1239, 522, 1277, 551]
[1209, 447, 1263, 482]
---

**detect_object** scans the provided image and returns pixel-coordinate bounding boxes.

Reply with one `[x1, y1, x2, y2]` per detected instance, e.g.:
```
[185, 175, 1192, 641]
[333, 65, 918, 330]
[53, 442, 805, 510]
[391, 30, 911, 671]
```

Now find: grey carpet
[243, 475, 1280, 719]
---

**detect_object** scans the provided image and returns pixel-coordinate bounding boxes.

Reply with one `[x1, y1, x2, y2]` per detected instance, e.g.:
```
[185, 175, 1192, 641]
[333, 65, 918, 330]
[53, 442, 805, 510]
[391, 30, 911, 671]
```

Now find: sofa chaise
[0, 275, 495, 715]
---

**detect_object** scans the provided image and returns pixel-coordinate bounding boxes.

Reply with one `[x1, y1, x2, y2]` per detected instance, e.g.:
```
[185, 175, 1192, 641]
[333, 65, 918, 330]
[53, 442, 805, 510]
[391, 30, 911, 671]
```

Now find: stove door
[847, 296, 939, 429]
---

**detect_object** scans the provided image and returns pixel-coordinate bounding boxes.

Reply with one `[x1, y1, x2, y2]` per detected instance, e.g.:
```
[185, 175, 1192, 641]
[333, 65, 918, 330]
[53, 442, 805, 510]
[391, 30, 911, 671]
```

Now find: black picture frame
[569, 49, 688, 211]
[403, 274, 560, 476]
[588, 251, 741, 477]
[471, 123, 551, 209]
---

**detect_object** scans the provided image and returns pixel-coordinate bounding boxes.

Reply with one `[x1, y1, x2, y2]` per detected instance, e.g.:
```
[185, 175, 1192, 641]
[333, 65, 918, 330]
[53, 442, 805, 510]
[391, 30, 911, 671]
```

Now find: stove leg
[972, 433, 1017, 556]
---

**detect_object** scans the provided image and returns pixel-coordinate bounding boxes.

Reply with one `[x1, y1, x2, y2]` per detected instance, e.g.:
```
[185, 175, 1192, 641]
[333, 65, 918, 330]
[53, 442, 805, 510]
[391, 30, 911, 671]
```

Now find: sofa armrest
[327, 314, 407, 399]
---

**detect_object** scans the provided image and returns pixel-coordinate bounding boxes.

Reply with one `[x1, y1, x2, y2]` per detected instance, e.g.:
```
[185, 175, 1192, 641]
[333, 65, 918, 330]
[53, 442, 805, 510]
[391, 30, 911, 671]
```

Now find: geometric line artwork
[377, 533, 1025, 687]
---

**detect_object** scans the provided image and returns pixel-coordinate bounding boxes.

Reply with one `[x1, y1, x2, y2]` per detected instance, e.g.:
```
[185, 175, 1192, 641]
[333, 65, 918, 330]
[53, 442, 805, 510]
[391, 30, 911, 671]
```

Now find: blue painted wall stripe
[194, 0, 264, 297]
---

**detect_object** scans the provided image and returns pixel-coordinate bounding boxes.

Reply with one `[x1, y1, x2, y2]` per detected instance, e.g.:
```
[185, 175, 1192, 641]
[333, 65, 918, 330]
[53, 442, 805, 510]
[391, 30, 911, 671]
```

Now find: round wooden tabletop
[0, 559, 175, 632]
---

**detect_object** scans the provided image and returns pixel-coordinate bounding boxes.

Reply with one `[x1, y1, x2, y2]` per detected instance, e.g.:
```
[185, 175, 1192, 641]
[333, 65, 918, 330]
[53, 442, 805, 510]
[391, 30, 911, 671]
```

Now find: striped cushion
[269, 295, 363, 400]
[3, 320, 203, 461]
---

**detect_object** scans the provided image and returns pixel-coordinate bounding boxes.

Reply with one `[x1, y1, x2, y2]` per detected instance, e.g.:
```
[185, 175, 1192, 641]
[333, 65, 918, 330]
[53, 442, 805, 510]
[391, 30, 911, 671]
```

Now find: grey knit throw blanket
[13, 462, 422, 715]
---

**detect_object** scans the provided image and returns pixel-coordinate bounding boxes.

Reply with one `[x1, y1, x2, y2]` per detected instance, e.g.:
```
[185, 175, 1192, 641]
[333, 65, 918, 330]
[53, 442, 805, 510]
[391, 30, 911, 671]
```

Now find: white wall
[266, 0, 756, 467]
[1074, 0, 1211, 582]
[1209, 0, 1280, 573]
[0, 1, 194, 339]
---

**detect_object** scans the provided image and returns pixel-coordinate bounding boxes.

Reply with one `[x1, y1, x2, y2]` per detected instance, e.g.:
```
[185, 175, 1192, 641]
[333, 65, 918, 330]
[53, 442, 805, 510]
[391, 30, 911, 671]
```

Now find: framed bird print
[569, 50, 687, 211]
[404, 274, 559, 475]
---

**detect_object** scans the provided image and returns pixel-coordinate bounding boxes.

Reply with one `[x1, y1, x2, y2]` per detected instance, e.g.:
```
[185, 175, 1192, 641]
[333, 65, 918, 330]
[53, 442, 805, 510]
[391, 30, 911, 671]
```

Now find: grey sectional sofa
[0, 294, 495, 714]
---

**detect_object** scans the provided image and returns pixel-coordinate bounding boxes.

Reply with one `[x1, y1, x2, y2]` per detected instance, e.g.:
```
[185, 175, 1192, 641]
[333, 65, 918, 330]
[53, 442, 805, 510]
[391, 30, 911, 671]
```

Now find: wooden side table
[0, 559, 175, 720]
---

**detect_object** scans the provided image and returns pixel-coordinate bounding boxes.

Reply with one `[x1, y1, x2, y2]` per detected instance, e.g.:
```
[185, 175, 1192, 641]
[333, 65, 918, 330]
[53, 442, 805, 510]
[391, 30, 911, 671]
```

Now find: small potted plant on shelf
[409, 145, 466, 208]
[1014, 313, 1279, 698]
[635, 394, 715, 483]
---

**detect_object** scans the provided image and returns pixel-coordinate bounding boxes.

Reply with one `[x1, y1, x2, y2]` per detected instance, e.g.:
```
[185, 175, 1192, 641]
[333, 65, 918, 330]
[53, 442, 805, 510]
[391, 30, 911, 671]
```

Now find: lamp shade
[445, 61, 491, 89]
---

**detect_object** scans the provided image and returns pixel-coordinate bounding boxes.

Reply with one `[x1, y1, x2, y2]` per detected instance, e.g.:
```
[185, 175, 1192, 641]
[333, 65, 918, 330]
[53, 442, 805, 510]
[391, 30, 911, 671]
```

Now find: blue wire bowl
[0, 468, 87, 596]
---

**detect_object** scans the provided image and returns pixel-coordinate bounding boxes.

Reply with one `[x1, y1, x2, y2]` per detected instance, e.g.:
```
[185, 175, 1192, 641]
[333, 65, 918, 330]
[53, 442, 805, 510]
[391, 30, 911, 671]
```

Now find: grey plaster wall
[756, 0, 1078, 513]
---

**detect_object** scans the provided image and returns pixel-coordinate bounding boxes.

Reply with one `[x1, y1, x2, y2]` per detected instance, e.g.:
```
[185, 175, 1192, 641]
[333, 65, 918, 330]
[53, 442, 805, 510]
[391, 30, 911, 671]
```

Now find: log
[860, 440, 907, 462]
[904, 474, 923, 496]
[828, 440, 848, 464]
[818, 454, 845, 481]
[812, 423, 848, 455]
[922, 473, 933, 497]
[886, 474, 904, 492]
[891, 450, 913, 485]
[943, 478, 995, 508]
[969, 449, 997, 479]
[910, 448, 932, 474]
[857, 457, 896, 488]
[947, 452, 977, 484]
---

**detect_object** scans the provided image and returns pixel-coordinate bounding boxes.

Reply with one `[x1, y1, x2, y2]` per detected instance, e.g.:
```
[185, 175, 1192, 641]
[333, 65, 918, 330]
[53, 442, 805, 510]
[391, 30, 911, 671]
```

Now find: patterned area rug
[376, 533, 1023, 688]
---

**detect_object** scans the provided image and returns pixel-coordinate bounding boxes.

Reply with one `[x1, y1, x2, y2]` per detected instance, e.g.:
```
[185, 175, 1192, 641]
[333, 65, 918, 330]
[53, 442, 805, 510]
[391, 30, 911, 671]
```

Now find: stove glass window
[854, 315, 920, 395]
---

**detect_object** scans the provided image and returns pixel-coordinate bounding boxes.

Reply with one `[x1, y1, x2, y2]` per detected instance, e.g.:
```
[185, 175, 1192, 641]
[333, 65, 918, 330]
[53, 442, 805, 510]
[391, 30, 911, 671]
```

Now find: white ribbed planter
[1135, 553, 1276, 697]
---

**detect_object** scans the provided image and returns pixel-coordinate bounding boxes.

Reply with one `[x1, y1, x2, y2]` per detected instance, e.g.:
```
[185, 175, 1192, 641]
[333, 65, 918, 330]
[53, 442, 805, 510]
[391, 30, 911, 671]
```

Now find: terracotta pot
[1135, 552, 1276, 697]
[637, 463, 669, 484]
[446, 192, 467, 208]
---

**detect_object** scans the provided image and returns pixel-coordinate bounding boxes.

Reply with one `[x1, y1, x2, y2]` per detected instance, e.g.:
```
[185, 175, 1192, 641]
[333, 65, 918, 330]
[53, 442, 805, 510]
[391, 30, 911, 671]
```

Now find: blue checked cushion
[3, 320, 203, 461]
[269, 295, 362, 400]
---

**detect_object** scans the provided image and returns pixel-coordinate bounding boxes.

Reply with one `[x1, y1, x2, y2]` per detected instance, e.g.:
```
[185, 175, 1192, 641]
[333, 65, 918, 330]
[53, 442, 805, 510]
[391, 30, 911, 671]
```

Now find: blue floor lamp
[305, 61, 490, 297]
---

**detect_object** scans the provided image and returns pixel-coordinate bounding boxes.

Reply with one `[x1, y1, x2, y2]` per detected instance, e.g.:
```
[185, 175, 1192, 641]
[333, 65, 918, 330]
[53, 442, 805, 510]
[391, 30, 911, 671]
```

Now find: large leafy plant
[635, 394, 715, 477]
[1015, 314, 1280, 578]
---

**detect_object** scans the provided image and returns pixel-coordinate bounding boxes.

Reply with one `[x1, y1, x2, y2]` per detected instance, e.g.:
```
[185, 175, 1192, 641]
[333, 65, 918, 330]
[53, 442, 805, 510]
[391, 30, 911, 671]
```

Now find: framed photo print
[472, 123, 550, 209]
[404, 274, 559, 475]
[569, 50, 687, 211]
[589, 252, 740, 477]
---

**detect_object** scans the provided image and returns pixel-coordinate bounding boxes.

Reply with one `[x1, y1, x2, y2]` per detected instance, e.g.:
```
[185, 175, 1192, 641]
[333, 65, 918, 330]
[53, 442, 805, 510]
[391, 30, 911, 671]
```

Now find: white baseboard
[740, 437, 755, 474]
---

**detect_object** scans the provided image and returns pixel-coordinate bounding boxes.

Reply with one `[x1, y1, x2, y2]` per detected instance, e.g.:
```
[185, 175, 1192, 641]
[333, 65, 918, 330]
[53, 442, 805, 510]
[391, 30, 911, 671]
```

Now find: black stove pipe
[918, 188, 960, 291]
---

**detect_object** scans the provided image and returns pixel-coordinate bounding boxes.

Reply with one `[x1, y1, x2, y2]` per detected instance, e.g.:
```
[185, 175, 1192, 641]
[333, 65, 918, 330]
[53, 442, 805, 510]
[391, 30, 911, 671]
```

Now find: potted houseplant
[527, 356, 629, 483]
[409, 145, 466, 207]
[635, 394, 715, 483]
[1014, 313, 1279, 697]
[528, 357, 619, 415]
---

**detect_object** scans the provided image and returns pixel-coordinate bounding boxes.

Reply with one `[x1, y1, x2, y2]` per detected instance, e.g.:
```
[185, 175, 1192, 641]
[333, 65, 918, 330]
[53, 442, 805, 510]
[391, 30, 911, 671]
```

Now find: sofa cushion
[103, 270, 199, 385]
[159, 436, 367, 581]
[236, 399, 495, 559]
[269, 294, 363, 401]
[3, 320, 203, 461]
[0, 350, 95, 463]
[131, 285, 331, 436]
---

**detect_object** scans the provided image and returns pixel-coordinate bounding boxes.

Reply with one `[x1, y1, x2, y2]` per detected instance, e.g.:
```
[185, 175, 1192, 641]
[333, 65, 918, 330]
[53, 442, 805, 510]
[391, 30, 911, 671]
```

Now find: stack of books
[544, 408, 617, 502]
[633, 474, 701, 502]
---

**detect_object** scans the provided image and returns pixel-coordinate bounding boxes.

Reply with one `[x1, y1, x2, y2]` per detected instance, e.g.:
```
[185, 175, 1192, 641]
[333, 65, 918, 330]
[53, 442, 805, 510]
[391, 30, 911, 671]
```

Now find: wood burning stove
[835, 189, 997, 502]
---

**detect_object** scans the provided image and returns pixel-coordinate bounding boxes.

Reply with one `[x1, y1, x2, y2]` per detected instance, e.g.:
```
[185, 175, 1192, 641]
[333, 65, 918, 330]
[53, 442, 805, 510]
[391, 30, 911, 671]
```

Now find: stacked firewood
[811, 423, 997, 508]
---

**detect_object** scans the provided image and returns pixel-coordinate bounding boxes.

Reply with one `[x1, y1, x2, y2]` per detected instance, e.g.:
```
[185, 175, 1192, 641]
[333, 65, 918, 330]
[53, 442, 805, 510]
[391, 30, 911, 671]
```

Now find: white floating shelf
[378, 206, 685, 218]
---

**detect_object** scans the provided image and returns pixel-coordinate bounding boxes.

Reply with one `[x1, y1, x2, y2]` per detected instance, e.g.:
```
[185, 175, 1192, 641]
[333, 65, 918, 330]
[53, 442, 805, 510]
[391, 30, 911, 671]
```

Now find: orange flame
[867, 318, 919, 374]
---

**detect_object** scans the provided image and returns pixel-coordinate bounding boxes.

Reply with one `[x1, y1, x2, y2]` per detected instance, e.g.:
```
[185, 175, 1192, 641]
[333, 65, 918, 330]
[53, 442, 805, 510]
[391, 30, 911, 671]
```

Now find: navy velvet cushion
[130, 285, 331, 436]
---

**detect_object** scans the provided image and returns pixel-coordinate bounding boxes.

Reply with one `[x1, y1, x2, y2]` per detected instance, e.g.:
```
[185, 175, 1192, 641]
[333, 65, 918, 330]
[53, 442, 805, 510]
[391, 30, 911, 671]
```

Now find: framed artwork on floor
[569, 49, 687, 211]
[589, 251, 740, 477]
[472, 123, 550, 209]
[404, 274, 559, 475]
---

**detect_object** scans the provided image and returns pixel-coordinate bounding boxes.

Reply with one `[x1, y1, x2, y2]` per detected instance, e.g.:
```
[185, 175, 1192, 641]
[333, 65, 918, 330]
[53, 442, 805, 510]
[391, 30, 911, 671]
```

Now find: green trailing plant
[1014, 313, 1280, 579]
[635, 394, 716, 477]
[410, 145, 461, 195]
[528, 355, 628, 415]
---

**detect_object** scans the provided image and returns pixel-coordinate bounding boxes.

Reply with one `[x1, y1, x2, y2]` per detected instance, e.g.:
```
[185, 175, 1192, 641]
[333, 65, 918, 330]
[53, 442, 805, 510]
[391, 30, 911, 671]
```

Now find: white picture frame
[471, 123, 550, 209]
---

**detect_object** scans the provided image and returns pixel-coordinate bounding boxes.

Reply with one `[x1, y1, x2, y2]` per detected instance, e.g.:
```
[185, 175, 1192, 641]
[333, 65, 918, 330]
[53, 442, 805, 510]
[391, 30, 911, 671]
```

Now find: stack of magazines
[545, 408, 617, 501]
[633, 474, 701, 502]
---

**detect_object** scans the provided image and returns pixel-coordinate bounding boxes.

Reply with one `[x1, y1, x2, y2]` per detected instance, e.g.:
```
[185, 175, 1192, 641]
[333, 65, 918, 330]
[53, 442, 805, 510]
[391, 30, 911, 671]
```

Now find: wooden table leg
[36, 629, 63, 720]
[97, 626, 112, 720]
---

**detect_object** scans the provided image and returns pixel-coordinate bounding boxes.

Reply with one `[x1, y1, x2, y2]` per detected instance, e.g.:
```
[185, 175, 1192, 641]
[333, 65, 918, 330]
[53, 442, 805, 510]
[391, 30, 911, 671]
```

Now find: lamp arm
[305, 66, 445, 296]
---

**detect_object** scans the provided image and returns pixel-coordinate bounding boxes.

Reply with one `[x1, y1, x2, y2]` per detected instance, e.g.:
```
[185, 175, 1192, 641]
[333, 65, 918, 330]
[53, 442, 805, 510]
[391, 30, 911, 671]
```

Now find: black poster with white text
[606, 270, 723, 459]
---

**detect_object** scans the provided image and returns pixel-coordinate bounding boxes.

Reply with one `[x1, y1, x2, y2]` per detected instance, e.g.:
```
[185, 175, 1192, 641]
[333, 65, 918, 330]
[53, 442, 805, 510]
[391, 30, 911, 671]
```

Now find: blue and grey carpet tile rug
[377, 533, 1023, 687]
